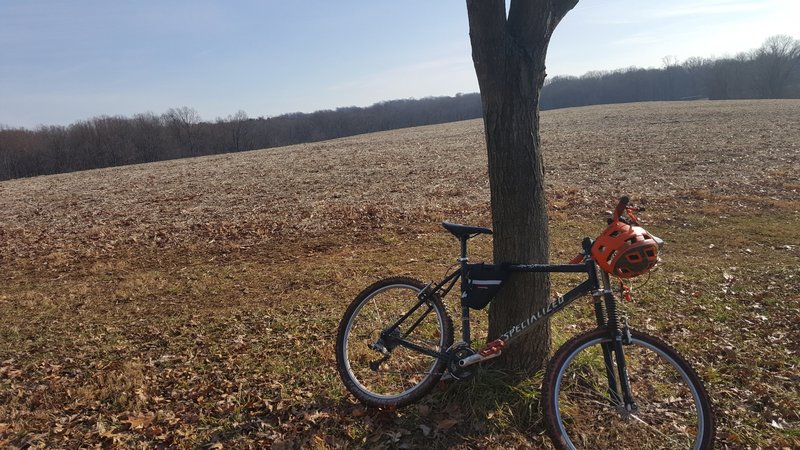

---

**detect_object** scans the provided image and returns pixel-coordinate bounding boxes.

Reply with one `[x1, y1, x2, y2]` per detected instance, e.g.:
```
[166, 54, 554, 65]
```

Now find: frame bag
[462, 264, 508, 309]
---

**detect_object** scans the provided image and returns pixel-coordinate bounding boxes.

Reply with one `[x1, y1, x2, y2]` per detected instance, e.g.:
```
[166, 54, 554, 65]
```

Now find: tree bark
[466, 0, 578, 372]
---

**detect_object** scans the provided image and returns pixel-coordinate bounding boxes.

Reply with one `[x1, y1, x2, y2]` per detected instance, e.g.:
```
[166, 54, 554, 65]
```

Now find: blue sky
[1, 0, 797, 128]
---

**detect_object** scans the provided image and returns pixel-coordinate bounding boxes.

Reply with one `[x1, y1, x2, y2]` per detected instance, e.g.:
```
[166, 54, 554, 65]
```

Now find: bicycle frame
[381, 238, 608, 354]
[378, 234, 639, 411]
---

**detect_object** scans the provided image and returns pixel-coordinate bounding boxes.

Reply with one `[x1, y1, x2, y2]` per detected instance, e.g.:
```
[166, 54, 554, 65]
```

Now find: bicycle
[335, 197, 715, 449]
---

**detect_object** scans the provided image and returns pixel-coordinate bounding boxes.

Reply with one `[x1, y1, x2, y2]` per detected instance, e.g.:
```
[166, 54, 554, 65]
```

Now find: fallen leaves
[124, 414, 155, 430]
[435, 418, 460, 431]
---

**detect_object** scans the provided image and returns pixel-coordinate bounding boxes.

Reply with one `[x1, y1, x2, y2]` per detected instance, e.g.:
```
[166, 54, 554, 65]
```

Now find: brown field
[1, 100, 798, 448]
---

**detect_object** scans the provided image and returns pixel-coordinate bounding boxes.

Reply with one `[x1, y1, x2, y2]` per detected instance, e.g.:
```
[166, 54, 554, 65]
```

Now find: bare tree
[162, 106, 201, 154]
[466, 0, 578, 371]
[226, 110, 249, 152]
[132, 113, 168, 162]
[755, 35, 800, 98]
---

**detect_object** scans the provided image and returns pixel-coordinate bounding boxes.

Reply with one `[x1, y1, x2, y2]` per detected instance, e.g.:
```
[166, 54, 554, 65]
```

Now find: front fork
[595, 272, 638, 412]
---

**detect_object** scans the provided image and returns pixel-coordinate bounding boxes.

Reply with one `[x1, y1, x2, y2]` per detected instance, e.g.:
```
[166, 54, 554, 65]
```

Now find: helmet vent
[607, 250, 617, 263]
[610, 230, 621, 238]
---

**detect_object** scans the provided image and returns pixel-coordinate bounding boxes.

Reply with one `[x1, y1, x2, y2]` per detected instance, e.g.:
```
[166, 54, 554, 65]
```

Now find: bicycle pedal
[479, 339, 505, 357]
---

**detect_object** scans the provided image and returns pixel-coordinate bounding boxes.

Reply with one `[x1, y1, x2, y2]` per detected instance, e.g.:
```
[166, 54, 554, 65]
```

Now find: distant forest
[1, 35, 798, 181]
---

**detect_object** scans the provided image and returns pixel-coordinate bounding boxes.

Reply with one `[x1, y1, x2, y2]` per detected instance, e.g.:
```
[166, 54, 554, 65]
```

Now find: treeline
[1, 35, 798, 181]
[542, 34, 800, 109]
[0, 95, 481, 181]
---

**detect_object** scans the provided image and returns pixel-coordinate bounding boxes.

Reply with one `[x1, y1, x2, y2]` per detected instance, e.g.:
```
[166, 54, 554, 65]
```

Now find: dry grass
[0, 100, 798, 448]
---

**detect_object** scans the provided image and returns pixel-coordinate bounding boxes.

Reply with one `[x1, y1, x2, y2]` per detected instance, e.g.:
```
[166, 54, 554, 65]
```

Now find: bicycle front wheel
[335, 277, 453, 408]
[542, 328, 715, 450]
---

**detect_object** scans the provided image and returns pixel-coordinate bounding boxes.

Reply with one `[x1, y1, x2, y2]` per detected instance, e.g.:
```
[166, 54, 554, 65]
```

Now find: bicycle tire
[542, 328, 715, 450]
[335, 277, 454, 408]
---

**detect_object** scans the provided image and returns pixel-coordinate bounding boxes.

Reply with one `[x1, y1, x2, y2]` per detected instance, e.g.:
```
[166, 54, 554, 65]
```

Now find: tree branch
[507, 0, 579, 54]
[552, 0, 580, 23]
[466, 0, 508, 91]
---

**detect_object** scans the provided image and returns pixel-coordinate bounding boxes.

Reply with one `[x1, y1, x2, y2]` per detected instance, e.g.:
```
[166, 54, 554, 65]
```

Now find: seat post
[459, 236, 469, 261]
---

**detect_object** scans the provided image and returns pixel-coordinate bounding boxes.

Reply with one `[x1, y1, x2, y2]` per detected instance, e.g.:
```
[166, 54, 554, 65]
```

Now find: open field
[1, 99, 799, 448]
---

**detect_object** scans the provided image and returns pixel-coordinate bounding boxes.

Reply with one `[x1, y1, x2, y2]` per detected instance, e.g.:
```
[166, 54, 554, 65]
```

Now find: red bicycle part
[479, 339, 505, 357]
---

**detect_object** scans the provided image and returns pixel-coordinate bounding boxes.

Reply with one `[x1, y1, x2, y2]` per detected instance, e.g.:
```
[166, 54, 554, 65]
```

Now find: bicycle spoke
[336, 279, 452, 405]
[545, 330, 712, 450]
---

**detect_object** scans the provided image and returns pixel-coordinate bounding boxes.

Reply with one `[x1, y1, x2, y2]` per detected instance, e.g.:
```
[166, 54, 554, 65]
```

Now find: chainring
[446, 344, 477, 380]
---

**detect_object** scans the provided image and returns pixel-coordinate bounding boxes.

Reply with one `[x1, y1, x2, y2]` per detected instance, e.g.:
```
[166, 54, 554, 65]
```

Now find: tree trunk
[467, 0, 577, 372]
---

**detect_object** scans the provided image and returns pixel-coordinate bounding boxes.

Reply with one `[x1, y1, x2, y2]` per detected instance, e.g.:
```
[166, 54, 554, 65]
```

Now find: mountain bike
[335, 197, 715, 449]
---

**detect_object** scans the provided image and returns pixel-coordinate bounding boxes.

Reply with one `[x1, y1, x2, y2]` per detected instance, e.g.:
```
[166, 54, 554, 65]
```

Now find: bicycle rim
[341, 282, 448, 403]
[548, 331, 711, 449]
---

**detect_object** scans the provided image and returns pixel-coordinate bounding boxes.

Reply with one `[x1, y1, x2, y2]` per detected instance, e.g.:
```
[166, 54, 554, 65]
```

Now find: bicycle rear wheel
[542, 328, 715, 450]
[335, 277, 453, 408]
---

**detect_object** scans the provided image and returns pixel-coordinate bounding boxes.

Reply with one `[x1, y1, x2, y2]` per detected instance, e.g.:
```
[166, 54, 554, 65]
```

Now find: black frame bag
[462, 263, 509, 309]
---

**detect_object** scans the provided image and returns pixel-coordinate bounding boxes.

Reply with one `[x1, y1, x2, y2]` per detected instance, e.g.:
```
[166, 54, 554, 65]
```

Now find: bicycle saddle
[441, 222, 493, 238]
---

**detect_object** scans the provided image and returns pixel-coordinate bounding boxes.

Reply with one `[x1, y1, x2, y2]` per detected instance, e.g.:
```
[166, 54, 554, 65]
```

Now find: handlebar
[613, 196, 629, 221]
[612, 195, 644, 225]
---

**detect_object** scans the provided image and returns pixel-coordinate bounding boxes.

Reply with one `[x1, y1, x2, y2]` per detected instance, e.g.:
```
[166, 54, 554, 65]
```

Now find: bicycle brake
[621, 316, 633, 345]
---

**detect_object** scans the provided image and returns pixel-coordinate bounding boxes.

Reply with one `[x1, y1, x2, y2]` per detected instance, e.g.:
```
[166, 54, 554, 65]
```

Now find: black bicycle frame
[498, 260, 598, 343]
[379, 235, 637, 410]
[381, 238, 604, 353]
[378, 270, 461, 360]
[380, 245, 602, 354]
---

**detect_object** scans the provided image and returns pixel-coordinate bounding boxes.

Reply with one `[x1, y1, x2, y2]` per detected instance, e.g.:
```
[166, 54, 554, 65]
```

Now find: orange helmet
[592, 218, 662, 278]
